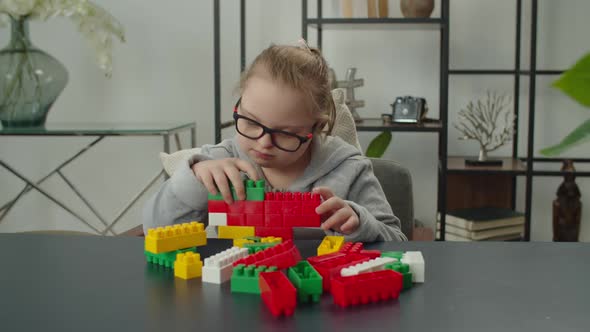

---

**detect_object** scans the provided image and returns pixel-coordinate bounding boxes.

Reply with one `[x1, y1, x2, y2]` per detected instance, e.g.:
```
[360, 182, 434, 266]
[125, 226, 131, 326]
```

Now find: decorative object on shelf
[552, 160, 582, 242]
[341, 0, 353, 18]
[540, 52, 590, 156]
[378, 0, 389, 18]
[0, 1, 125, 127]
[367, 0, 377, 18]
[453, 91, 514, 166]
[335, 68, 364, 122]
[400, 0, 435, 18]
[387, 95, 428, 124]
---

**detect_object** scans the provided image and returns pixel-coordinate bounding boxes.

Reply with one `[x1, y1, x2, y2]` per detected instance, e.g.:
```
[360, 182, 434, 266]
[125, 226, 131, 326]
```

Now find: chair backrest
[369, 158, 414, 240]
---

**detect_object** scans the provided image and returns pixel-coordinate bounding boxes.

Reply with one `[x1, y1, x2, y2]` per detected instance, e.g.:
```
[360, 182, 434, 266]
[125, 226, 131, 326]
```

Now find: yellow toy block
[233, 238, 255, 247]
[145, 222, 206, 254]
[317, 236, 345, 256]
[174, 252, 202, 280]
[218, 226, 255, 239]
[260, 236, 282, 244]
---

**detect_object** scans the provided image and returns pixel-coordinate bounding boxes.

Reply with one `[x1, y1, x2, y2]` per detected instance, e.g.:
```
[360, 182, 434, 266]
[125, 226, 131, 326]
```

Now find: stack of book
[436, 207, 525, 241]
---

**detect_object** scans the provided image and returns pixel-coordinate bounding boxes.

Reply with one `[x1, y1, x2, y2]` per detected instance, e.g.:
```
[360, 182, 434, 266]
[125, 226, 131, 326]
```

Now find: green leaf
[365, 131, 392, 158]
[540, 119, 590, 156]
[553, 52, 590, 108]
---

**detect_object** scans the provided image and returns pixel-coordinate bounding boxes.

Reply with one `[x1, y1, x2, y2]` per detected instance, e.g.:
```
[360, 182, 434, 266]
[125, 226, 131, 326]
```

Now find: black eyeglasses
[233, 98, 314, 152]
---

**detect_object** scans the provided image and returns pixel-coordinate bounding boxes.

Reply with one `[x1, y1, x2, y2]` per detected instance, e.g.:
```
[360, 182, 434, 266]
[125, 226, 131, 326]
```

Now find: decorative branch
[453, 91, 515, 160]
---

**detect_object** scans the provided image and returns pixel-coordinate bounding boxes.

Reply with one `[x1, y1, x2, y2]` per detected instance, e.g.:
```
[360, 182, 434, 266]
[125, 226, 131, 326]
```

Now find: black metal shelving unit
[212, 0, 590, 241]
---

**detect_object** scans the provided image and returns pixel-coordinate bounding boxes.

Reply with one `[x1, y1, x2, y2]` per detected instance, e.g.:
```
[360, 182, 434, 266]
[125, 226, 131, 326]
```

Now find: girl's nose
[257, 132, 274, 149]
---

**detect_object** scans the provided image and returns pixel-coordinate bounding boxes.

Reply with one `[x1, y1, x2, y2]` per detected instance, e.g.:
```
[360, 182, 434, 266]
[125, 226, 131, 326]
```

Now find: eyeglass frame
[233, 98, 315, 152]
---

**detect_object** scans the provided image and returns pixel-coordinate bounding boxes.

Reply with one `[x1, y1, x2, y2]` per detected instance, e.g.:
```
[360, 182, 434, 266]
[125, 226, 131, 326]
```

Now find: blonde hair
[238, 43, 336, 136]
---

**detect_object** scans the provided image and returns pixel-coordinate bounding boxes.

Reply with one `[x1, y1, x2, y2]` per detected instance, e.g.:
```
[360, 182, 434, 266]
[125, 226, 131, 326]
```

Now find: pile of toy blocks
[144, 221, 207, 280]
[207, 179, 322, 241]
[145, 223, 425, 317]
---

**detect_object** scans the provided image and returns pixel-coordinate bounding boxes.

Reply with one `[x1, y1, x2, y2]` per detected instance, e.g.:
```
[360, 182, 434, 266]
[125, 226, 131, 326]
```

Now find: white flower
[0, 0, 125, 77]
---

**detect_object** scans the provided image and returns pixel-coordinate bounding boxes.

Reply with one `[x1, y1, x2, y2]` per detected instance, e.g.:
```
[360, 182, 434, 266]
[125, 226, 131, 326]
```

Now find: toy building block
[145, 247, 197, 269]
[401, 251, 425, 283]
[385, 261, 413, 290]
[205, 225, 218, 239]
[233, 240, 301, 270]
[231, 264, 278, 294]
[339, 242, 363, 254]
[259, 271, 297, 317]
[243, 241, 282, 254]
[227, 213, 246, 226]
[287, 261, 323, 303]
[331, 269, 403, 308]
[359, 250, 382, 259]
[261, 236, 282, 243]
[301, 192, 322, 214]
[202, 247, 249, 284]
[264, 192, 283, 215]
[208, 200, 227, 213]
[264, 214, 283, 227]
[246, 213, 265, 227]
[307, 252, 371, 291]
[244, 201, 264, 214]
[255, 227, 293, 240]
[218, 225, 255, 239]
[145, 222, 206, 254]
[281, 192, 302, 215]
[245, 179, 266, 201]
[208, 213, 227, 226]
[234, 236, 280, 248]
[317, 236, 345, 256]
[381, 251, 404, 260]
[174, 252, 203, 280]
[340, 257, 397, 277]
[233, 237, 255, 248]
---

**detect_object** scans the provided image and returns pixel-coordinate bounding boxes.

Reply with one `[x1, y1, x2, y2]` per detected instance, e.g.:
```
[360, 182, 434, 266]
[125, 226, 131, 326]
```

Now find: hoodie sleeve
[142, 141, 236, 233]
[327, 158, 408, 242]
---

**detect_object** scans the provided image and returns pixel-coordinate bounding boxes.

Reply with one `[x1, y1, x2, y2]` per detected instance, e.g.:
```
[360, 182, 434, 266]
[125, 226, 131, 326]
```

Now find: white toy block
[202, 247, 249, 284]
[205, 225, 218, 239]
[208, 213, 227, 226]
[340, 257, 397, 277]
[401, 251, 425, 283]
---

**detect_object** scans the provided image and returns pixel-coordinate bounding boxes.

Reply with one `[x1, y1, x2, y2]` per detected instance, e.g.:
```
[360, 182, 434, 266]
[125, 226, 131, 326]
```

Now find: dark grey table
[1, 234, 588, 332]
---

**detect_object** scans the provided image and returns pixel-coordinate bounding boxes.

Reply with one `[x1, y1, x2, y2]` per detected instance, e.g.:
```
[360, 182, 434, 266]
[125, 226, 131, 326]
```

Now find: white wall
[1, 0, 589, 241]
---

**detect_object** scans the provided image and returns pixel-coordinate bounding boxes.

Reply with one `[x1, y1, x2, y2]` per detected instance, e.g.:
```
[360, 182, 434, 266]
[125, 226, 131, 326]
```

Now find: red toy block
[245, 214, 265, 227]
[339, 242, 363, 253]
[307, 252, 371, 291]
[227, 201, 246, 214]
[264, 192, 283, 215]
[359, 250, 382, 259]
[259, 271, 297, 317]
[208, 200, 227, 213]
[227, 213, 246, 226]
[282, 214, 301, 227]
[244, 201, 264, 214]
[255, 227, 293, 240]
[301, 193, 321, 214]
[264, 214, 283, 227]
[281, 192, 302, 215]
[299, 214, 321, 227]
[233, 240, 301, 269]
[331, 269, 403, 307]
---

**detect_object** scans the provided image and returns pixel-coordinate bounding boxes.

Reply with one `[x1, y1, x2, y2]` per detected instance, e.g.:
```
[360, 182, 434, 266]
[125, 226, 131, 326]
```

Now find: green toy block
[385, 262, 413, 290]
[243, 241, 280, 254]
[287, 261, 323, 303]
[207, 192, 224, 201]
[145, 247, 197, 269]
[381, 251, 404, 260]
[231, 264, 278, 294]
[245, 179, 265, 201]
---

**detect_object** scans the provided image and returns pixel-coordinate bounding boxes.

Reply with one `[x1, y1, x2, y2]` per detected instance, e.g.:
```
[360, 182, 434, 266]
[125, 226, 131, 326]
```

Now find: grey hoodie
[143, 135, 407, 242]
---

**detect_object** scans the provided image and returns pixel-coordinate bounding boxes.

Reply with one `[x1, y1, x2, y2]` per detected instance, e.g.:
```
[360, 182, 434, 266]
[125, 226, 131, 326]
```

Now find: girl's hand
[192, 158, 258, 204]
[313, 187, 360, 235]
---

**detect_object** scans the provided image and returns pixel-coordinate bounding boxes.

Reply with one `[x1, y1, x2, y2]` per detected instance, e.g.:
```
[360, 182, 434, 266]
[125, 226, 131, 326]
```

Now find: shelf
[355, 118, 442, 132]
[306, 18, 444, 30]
[446, 157, 526, 175]
[449, 69, 565, 76]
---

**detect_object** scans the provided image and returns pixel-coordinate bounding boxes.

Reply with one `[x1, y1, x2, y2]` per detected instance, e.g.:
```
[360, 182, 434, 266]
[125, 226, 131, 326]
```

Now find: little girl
[143, 41, 407, 242]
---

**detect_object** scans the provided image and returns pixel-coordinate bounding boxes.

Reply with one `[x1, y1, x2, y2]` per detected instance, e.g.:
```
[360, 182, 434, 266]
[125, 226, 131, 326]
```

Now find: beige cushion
[159, 148, 201, 177]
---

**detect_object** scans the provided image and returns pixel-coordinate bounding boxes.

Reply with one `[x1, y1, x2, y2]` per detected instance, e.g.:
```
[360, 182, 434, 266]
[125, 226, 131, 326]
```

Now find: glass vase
[0, 17, 68, 127]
